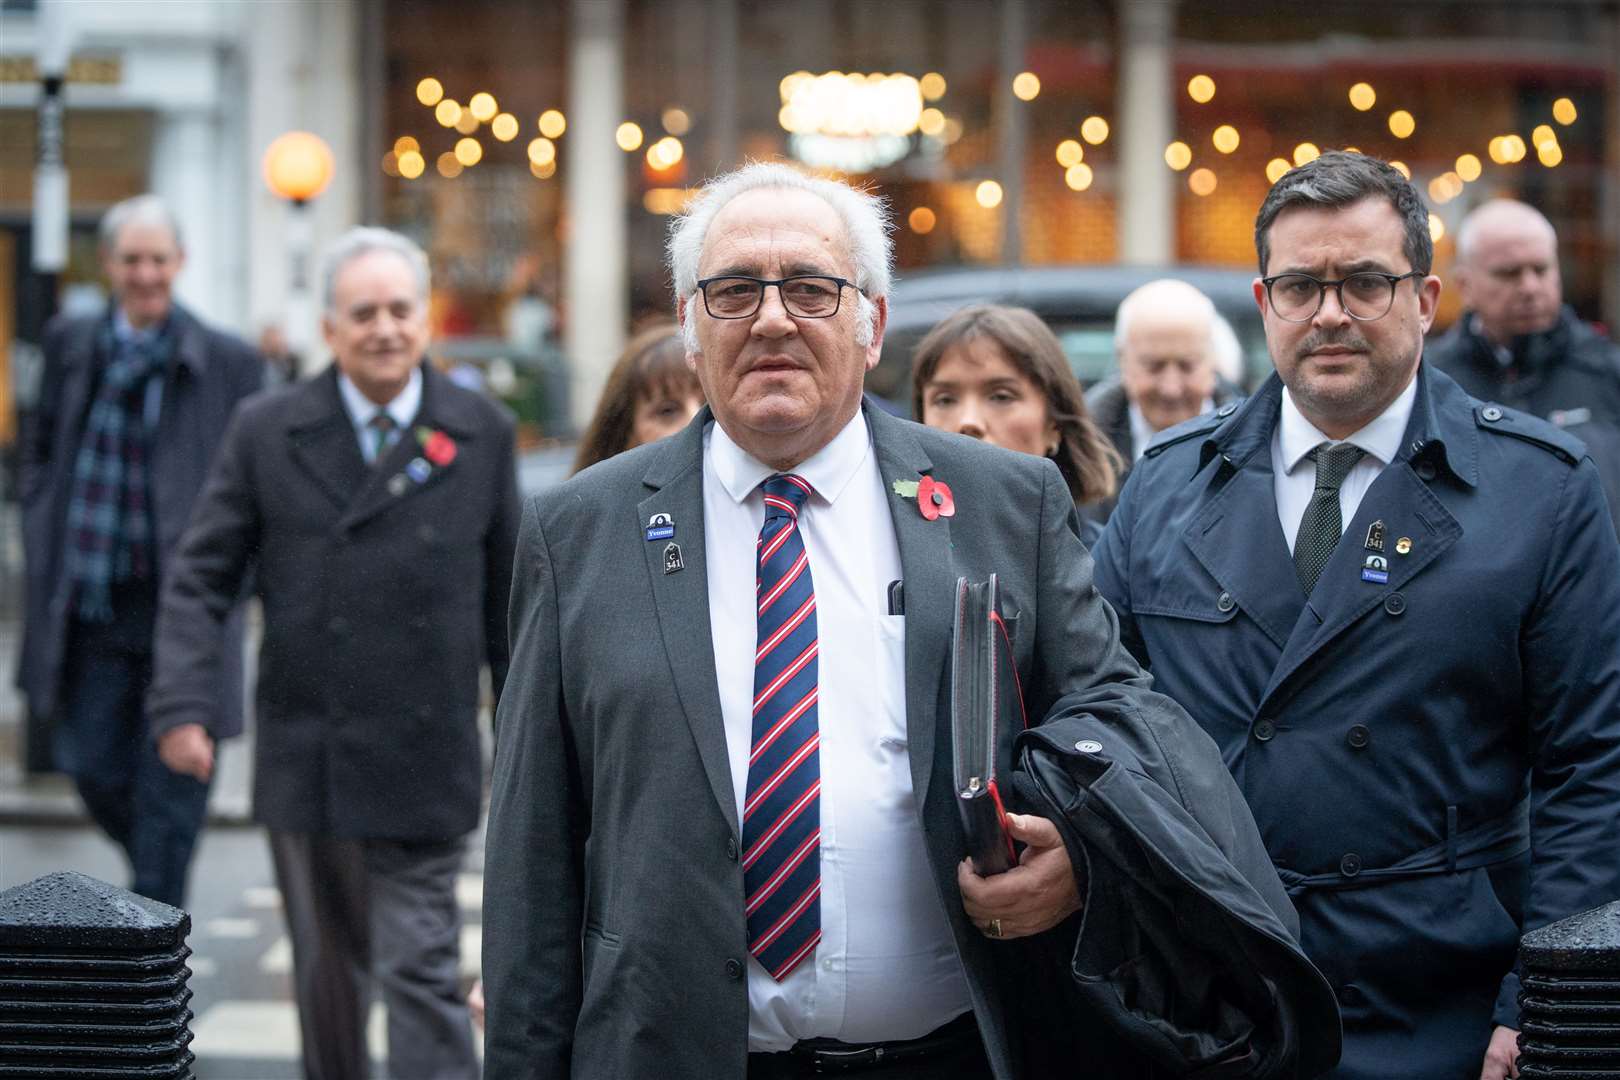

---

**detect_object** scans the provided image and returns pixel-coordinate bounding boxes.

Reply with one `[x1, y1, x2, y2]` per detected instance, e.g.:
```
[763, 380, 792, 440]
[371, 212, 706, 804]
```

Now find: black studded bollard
[0, 872, 195, 1079]
[1517, 900, 1620, 1079]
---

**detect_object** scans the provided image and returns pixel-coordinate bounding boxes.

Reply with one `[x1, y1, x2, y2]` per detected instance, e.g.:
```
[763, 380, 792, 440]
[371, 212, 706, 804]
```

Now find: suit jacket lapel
[287, 370, 368, 510]
[640, 413, 737, 835]
[869, 408, 953, 822]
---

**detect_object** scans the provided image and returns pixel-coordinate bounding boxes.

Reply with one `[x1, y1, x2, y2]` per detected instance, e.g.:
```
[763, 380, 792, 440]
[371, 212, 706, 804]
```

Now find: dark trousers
[268, 830, 477, 1080]
[54, 617, 210, 909]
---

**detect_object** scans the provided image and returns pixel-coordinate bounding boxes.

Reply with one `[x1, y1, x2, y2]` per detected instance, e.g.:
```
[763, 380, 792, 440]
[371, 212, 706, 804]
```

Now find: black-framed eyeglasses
[1261, 270, 1425, 323]
[696, 275, 854, 320]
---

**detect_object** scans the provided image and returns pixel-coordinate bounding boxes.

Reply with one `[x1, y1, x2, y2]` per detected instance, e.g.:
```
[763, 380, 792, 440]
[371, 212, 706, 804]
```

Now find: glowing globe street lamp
[262, 132, 335, 372]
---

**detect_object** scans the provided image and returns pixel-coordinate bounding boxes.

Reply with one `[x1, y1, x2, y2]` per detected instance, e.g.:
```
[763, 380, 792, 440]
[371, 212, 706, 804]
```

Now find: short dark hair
[1254, 151, 1432, 276]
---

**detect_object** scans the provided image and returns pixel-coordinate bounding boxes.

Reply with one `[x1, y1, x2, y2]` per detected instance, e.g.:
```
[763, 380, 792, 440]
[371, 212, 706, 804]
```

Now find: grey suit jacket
[482, 402, 1190, 1080]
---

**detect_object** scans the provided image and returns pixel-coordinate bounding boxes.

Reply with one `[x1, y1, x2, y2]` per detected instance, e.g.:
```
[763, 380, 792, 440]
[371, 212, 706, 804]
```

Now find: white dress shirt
[1129, 397, 1214, 462]
[702, 412, 972, 1051]
[1272, 374, 1418, 553]
[337, 367, 421, 462]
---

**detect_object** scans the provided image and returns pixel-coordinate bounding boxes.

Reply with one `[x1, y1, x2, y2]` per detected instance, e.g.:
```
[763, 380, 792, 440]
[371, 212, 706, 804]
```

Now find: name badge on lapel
[646, 512, 675, 542]
[1361, 554, 1389, 584]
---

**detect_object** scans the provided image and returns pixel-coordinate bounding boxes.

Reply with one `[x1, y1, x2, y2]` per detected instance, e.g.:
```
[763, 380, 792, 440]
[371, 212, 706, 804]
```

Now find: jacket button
[1340, 853, 1362, 877]
[1415, 461, 1436, 481]
[1217, 402, 1237, 418]
[725, 837, 738, 861]
[1253, 719, 1276, 742]
[1384, 593, 1406, 616]
[1482, 405, 1503, 422]
[1216, 591, 1236, 613]
[1346, 724, 1371, 750]
[725, 958, 744, 979]
[1075, 740, 1103, 754]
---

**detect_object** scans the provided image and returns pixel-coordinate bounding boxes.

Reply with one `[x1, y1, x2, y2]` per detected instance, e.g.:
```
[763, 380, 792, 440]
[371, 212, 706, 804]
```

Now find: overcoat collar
[285, 362, 479, 525]
[636, 401, 956, 837]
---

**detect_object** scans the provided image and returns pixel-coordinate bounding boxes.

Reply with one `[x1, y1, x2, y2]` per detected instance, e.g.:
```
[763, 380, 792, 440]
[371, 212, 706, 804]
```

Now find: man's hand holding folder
[950, 575, 1080, 940]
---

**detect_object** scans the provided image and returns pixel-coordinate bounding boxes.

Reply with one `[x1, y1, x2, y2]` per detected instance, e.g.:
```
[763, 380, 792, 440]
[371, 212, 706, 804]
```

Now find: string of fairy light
[386, 68, 1586, 246]
[384, 76, 692, 186]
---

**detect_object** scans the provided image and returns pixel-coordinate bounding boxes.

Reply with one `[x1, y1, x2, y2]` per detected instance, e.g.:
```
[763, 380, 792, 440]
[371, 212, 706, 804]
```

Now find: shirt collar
[113, 307, 165, 346]
[708, 409, 872, 508]
[1278, 372, 1418, 475]
[337, 366, 422, 431]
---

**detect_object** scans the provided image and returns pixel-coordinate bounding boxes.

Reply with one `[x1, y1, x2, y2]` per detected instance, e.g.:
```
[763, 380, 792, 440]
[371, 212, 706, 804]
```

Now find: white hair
[1113, 278, 1218, 348]
[320, 227, 431, 313]
[99, 194, 183, 253]
[668, 162, 893, 352]
[1454, 199, 1557, 267]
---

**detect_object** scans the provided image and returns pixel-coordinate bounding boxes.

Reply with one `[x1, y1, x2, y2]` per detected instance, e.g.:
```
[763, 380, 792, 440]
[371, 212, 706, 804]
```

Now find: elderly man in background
[1427, 198, 1620, 525]
[149, 227, 519, 1080]
[1085, 278, 1238, 519]
[15, 194, 263, 908]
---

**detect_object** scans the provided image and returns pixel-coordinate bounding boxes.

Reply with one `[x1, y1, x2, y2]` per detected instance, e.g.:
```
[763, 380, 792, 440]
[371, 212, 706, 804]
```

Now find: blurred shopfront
[368, 0, 1617, 425]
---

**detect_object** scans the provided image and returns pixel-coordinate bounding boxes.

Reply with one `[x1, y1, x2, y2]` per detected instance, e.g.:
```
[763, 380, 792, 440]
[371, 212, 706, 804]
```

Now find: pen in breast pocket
[887, 579, 904, 616]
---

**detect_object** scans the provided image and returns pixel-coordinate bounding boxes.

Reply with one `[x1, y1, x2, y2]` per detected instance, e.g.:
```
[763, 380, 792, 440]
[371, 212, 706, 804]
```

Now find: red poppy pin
[415, 426, 458, 467]
[891, 475, 956, 521]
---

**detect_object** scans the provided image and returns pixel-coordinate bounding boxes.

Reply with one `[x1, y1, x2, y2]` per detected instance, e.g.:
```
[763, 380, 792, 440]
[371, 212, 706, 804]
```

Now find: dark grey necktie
[1293, 442, 1366, 594]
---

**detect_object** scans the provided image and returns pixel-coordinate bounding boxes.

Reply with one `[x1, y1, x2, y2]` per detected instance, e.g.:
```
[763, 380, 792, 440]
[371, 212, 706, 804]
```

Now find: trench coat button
[327, 616, 349, 636]
[725, 958, 744, 979]
[1415, 461, 1436, 481]
[1253, 719, 1276, 742]
[1217, 402, 1237, 418]
[1384, 593, 1406, 616]
[725, 837, 738, 861]
[1340, 853, 1362, 877]
[1075, 740, 1103, 754]
[1216, 591, 1236, 613]
[1482, 405, 1503, 422]
[1346, 724, 1371, 750]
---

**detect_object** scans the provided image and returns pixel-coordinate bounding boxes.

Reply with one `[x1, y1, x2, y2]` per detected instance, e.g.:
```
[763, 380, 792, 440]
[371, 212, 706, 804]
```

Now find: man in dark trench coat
[1091, 151, 1620, 1080]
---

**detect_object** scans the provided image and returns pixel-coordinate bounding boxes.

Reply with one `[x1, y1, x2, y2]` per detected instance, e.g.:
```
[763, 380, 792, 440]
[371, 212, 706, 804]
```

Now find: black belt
[748, 1011, 981, 1076]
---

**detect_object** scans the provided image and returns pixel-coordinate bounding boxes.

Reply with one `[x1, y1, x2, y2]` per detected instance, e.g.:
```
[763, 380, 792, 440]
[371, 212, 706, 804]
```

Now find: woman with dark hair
[912, 304, 1121, 522]
[572, 322, 705, 474]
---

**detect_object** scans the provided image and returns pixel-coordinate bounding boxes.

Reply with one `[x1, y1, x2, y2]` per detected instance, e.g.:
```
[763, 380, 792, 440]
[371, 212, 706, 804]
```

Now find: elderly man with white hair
[480, 162, 1316, 1079]
[1085, 278, 1240, 520]
[150, 226, 520, 1080]
[1427, 198, 1620, 526]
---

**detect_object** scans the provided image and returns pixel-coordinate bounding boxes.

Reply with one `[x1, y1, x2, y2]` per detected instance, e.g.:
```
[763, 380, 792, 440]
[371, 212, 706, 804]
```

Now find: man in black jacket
[16, 194, 263, 908]
[150, 227, 520, 1080]
[1426, 198, 1620, 527]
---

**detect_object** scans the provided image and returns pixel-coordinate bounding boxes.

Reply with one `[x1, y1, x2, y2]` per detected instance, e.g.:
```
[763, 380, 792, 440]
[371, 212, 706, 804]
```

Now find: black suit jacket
[148, 364, 521, 839]
[16, 305, 263, 729]
[482, 404, 1207, 1079]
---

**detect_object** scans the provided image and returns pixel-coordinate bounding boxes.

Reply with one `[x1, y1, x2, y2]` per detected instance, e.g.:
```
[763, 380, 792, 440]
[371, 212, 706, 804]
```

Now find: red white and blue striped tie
[743, 473, 821, 981]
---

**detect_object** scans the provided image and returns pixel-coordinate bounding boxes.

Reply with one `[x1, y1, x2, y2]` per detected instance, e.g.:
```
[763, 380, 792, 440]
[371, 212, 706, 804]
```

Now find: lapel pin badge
[1364, 519, 1386, 553]
[663, 541, 685, 575]
[646, 512, 675, 542]
[1395, 537, 1413, 556]
[892, 475, 956, 521]
[406, 457, 432, 484]
[386, 473, 409, 497]
[1361, 554, 1389, 584]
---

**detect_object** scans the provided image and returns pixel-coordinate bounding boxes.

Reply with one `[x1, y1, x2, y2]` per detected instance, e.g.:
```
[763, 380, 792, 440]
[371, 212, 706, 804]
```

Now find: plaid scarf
[64, 318, 174, 622]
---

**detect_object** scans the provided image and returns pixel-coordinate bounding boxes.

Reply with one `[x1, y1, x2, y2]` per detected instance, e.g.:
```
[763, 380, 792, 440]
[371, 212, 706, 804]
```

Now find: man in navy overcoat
[1092, 151, 1620, 1080]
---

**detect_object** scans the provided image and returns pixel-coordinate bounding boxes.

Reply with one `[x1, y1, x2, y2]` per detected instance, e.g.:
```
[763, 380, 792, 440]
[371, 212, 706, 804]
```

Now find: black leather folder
[951, 574, 1023, 876]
